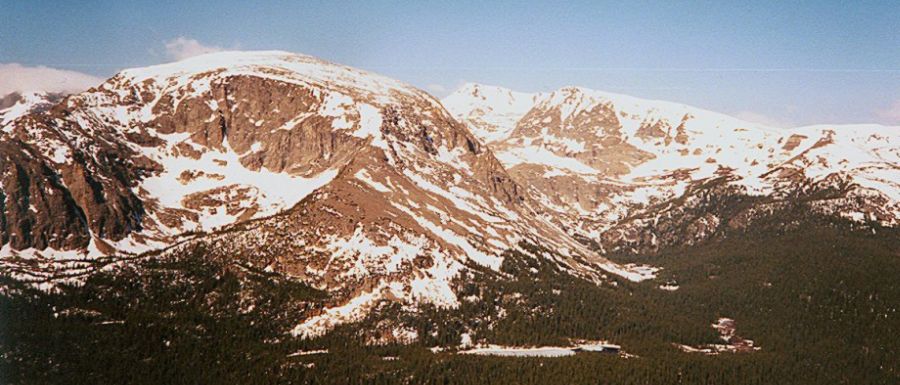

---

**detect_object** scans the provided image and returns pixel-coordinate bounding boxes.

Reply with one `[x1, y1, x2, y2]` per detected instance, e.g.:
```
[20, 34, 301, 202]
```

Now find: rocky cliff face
[1, 52, 660, 338]
[1, 91, 148, 253]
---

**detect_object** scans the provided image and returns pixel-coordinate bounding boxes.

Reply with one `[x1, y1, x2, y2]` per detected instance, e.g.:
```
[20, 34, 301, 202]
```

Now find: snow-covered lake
[458, 343, 620, 357]
[460, 346, 576, 357]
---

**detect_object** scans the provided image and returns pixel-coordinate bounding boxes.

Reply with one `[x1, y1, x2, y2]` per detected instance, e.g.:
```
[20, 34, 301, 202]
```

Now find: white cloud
[0, 63, 103, 95]
[164, 37, 224, 61]
[733, 110, 793, 128]
[426, 83, 447, 94]
[428, 80, 472, 97]
[875, 100, 900, 124]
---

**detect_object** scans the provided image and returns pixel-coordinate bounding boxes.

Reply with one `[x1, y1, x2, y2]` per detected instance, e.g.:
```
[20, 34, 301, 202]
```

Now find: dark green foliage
[0, 246, 327, 384]
[1, 220, 898, 384]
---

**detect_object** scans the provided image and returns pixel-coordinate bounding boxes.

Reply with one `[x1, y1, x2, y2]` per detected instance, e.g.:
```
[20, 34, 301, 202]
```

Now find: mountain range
[1, 51, 898, 384]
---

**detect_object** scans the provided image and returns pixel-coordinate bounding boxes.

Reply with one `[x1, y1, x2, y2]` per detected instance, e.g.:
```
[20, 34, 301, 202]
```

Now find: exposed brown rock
[782, 134, 807, 151]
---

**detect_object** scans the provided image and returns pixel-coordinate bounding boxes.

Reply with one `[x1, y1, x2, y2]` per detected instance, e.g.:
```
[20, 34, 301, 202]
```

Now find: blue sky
[2, 0, 899, 126]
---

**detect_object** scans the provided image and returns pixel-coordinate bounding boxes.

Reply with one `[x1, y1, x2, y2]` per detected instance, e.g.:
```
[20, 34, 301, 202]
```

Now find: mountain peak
[443, 83, 538, 144]
[106, 50, 428, 109]
[447, 82, 533, 102]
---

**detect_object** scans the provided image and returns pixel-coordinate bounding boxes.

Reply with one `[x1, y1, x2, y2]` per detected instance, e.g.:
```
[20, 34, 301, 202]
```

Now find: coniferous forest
[1, 217, 898, 385]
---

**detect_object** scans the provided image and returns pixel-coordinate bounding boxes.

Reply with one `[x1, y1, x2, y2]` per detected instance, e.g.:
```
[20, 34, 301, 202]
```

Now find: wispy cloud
[875, 100, 900, 124]
[425, 83, 447, 94]
[733, 110, 793, 128]
[0, 63, 103, 95]
[425, 81, 475, 97]
[163, 37, 224, 61]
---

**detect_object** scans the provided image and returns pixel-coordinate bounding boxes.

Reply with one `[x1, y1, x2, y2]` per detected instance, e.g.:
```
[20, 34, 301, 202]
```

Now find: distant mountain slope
[444, 83, 898, 252]
[440, 83, 538, 144]
[0, 92, 67, 126]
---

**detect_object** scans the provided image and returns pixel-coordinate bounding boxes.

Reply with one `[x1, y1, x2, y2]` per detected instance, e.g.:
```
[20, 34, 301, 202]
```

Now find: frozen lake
[458, 343, 620, 357]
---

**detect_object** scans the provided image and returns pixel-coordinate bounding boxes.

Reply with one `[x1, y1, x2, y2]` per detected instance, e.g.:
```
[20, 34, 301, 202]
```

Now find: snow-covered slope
[442, 83, 538, 144]
[0, 91, 65, 126]
[4, 53, 897, 346]
[77, 51, 439, 241]
[2, 52, 659, 339]
[444, 84, 899, 251]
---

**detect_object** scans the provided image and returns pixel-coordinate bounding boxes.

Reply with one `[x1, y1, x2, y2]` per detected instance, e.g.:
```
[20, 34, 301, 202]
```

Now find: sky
[1, 0, 899, 126]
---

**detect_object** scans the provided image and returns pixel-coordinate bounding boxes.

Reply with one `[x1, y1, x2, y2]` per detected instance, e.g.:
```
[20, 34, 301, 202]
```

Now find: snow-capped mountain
[441, 83, 538, 144]
[1, 52, 659, 336]
[444, 83, 899, 252]
[2, 52, 897, 340]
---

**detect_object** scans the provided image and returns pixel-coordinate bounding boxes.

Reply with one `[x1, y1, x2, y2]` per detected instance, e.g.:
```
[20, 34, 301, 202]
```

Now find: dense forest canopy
[2, 218, 898, 384]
